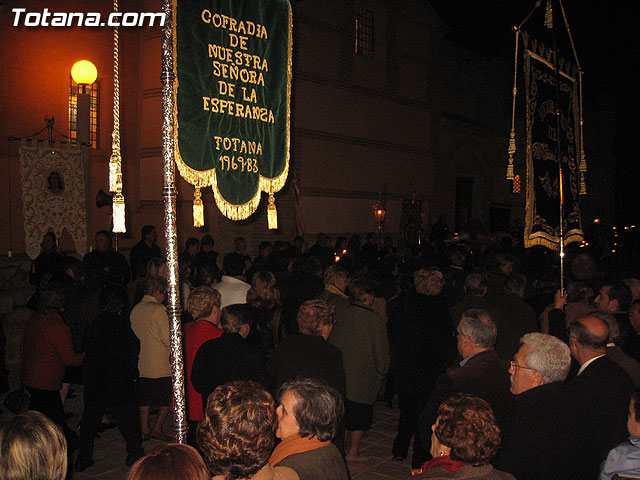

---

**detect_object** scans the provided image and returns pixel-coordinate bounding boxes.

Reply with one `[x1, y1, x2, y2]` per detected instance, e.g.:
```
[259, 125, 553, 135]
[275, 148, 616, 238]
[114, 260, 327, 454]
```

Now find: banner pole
[161, 0, 187, 443]
[550, 0, 565, 293]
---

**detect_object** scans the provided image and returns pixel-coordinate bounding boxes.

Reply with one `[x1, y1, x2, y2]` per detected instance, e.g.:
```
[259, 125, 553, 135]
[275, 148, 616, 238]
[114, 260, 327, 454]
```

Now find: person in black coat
[76, 284, 144, 472]
[191, 304, 267, 409]
[493, 333, 578, 480]
[388, 267, 456, 469]
[564, 315, 635, 479]
[129, 225, 163, 281]
[268, 299, 345, 398]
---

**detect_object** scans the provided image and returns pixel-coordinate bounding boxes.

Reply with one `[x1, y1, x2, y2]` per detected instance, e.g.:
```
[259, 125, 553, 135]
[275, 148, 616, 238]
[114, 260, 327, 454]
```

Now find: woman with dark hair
[197, 380, 299, 480]
[126, 443, 210, 480]
[246, 270, 284, 362]
[268, 378, 349, 480]
[0, 410, 68, 480]
[417, 394, 514, 479]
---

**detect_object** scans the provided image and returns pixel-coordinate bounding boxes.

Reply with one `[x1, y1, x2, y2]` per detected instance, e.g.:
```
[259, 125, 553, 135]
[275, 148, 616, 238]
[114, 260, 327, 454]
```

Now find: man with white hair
[494, 333, 577, 480]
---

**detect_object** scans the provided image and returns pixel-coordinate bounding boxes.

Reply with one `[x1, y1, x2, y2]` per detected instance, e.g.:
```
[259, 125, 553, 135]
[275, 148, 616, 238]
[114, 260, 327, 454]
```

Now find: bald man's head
[569, 315, 610, 352]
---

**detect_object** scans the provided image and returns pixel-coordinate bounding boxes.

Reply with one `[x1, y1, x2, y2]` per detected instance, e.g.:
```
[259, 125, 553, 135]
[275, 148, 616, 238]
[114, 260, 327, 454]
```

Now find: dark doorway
[455, 177, 474, 232]
[489, 206, 511, 232]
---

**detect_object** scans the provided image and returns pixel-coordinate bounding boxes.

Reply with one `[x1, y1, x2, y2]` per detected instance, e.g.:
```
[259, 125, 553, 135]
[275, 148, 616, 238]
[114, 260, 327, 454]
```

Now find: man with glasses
[418, 309, 511, 458]
[494, 333, 575, 480]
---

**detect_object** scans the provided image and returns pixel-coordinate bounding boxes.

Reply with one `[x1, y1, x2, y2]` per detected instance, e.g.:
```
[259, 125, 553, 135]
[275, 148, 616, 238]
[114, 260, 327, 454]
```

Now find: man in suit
[565, 315, 634, 479]
[418, 309, 512, 456]
[494, 333, 576, 480]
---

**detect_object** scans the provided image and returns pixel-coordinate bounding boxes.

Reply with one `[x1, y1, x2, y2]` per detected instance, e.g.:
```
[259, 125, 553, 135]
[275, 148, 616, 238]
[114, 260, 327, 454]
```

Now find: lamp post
[71, 60, 97, 146]
[373, 195, 386, 246]
[71, 60, 97, 251]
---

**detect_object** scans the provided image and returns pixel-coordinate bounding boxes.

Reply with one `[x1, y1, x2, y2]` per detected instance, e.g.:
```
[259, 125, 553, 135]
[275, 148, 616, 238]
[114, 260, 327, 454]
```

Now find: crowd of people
[2, 222, 640, 480]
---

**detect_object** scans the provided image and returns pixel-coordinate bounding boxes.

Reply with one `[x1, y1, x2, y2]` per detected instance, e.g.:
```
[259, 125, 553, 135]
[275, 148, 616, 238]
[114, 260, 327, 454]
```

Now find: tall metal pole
[161, 0, 186, 443]
[550, 0, 565, 292]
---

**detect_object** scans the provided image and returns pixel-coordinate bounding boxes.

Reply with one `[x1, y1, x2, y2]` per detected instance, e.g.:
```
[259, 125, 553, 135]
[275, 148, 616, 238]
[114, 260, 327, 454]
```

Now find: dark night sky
[428, 0, 640, 223]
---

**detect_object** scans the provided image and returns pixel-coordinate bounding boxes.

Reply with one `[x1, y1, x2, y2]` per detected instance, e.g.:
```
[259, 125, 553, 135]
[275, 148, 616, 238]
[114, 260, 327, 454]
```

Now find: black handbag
[3, 385, 31, 414]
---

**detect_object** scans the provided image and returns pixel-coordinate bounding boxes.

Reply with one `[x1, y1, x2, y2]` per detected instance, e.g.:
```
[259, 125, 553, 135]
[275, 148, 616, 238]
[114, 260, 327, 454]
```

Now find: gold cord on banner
[193, 186, 204, 227]
[506, 27, 520, 181]
[267, 193, 278, 230]
[110, 0, 126, 233]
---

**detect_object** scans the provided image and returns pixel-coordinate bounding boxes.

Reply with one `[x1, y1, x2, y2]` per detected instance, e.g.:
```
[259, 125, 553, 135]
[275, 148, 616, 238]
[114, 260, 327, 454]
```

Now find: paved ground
[1, 388, 418, 480]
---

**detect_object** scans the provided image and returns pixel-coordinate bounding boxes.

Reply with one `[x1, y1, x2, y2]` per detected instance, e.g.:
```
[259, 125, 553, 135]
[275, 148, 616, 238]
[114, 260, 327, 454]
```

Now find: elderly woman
[0, 410, 68, 480]
[268, 378, 349, 480]
[126, 444, 210, 480]
[268, 300, 345, 397]
[197, 380, 299, 480]
[419, 394, 514, 479]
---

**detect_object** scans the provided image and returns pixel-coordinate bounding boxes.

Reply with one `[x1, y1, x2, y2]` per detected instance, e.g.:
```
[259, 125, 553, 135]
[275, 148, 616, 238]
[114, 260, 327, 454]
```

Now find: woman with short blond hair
[0, 410, 68, 480]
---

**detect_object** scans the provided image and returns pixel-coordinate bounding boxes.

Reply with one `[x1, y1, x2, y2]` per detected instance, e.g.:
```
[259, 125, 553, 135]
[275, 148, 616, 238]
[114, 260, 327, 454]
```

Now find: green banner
[173, 0, 291, 220]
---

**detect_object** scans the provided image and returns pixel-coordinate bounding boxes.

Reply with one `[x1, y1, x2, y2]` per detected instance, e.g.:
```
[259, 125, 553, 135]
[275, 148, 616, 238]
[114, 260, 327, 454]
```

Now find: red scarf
[268, 433, 330, 466]
[421, 455, 466, 473]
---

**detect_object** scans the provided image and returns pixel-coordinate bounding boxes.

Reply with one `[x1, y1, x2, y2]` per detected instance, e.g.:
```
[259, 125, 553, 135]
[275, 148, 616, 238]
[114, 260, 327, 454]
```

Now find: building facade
[0, 0, 520, 258]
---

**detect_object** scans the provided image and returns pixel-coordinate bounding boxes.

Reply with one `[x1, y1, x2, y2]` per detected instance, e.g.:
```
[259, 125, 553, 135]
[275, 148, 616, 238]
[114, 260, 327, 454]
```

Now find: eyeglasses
[509, 361, 537, 372]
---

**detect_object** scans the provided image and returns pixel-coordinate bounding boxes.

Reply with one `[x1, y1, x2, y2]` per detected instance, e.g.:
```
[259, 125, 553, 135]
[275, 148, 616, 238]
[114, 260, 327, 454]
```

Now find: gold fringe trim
[211, 169, 262, 221]
[171, 0, 292, 222]
[525, 229, 584, 250]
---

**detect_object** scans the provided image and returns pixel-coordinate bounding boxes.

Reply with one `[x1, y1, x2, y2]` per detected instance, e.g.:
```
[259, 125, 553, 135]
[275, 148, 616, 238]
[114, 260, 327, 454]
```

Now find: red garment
[21, 311, 84, 391]
[184, 319, 222, 420]
[421, 455, 466, 473]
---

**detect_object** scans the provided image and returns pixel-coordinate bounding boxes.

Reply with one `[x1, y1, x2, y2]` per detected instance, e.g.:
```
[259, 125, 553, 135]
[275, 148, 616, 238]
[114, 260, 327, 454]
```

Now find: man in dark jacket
[418, 309, 512, 455]
[76, 284, 144, 472]
[129, 225, 163, 280]
[494, 333, 577, 480]
[565, 315, 635, 479]
[488, 274, 538, 360]
[191, 304, 267, 408]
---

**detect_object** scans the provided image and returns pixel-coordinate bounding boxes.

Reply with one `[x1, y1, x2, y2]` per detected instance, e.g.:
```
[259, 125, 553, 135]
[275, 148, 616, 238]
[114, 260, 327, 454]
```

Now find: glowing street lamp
[373, 198, 386, 233]
[71, 60, 97, 146]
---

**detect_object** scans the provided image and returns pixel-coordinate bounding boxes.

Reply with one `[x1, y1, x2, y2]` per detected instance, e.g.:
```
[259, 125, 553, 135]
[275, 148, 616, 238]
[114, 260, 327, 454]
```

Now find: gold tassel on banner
[193, 187, 204, 227]
[267, 193, 278, 230]
[112, 192, 126, 233]
[506, 28, 519, 181]
[109, 145, 123, 192]
[507, 133, 516, 181]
